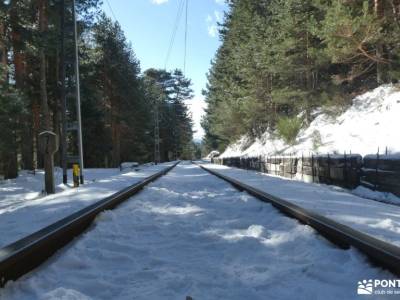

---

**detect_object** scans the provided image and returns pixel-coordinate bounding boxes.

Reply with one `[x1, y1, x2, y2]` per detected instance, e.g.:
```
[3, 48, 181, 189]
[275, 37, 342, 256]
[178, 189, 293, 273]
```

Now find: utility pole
[72, 0, 84, 184]
[60, 0, 68, 184]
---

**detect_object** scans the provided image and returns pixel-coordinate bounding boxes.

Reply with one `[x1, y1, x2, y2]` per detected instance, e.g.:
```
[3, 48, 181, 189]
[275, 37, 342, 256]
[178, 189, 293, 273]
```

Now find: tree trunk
[1, 9, 18, 179]
[0, 15, 7, 83]
[3, 152, 18, 179]
[10, 0, 26, 89]
[111, 105, 121, 167]
[10, 4, 35, 170]
[10, 34, 25, 89]
[3, 130, 19, 179]
[53, 51, 62, 166]
[39, 0, 51, 131]
[20, 121, 34, 170]
[375, 0, 389, 84]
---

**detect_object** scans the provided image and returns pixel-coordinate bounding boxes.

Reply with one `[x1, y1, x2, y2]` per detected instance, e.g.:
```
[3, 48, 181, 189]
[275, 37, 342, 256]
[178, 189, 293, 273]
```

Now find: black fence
[362, 155, 400, 196]
[212, 153, 400, 196]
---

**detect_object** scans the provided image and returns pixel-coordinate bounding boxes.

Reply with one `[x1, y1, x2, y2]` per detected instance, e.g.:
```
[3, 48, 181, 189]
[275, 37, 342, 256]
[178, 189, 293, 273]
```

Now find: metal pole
[72, 0, 84, 184]
[60, 0, 68, 184]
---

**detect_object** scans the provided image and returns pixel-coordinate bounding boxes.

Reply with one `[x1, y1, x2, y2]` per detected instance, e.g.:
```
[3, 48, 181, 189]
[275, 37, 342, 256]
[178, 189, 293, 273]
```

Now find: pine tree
[202, 0, 400, 153]
[143, 68, 194, 161]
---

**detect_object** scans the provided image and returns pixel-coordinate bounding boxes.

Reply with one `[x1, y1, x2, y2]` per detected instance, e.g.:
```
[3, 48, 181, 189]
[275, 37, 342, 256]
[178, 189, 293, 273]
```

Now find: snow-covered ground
[201, 163, 400, 247]
[0, 163, 174, 247]
[221, 84, 400, 158]
[0, 163, 393, 299]
[352, 185, 400, 206]
[0, 168, 120, 205]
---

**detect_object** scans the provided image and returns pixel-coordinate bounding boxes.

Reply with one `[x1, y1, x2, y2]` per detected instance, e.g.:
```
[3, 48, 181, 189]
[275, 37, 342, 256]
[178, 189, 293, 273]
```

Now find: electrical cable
[105, 0, 118, 22]
[183, 0, 188, 75]
[164, 0, 185, 70]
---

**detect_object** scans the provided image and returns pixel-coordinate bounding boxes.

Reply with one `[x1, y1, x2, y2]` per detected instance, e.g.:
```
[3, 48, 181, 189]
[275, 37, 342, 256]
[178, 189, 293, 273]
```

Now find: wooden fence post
[344, 151, 347, 188]
[311, 153, 314, 183]
[327, 153, 331, 184]
[269, 156, 271, 174]
[375, 148, 380, 191]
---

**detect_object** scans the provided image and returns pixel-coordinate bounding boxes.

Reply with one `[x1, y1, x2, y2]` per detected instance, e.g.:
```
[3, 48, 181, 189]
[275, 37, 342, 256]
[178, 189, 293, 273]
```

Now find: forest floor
[0, 162, 174, 247]
[0, 162, 394, 300]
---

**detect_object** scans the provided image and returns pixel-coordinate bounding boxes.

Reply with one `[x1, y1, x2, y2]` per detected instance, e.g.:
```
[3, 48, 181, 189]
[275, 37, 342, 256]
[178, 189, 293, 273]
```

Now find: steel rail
[197, 163, 400, 275]
[0, 161, 180, 287]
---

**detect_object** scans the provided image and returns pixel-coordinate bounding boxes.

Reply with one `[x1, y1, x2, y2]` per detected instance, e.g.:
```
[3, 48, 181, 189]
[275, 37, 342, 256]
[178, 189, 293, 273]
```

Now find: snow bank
[352, 186, 400, 205]
[205, 150, 220, 159]
[0, 168, 121, 204]
[0, 163, 174, 247]
[221, 84, 400, 158]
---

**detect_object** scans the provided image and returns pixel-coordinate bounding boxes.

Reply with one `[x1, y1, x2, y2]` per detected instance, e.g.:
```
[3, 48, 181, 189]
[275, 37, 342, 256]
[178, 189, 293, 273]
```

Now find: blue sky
[101, 0, 228, 140]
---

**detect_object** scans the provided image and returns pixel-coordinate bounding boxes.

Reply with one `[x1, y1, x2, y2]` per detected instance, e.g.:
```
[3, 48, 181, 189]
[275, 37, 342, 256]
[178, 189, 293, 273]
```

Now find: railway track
[196, 162, 400, 276]
[1, 161, 399, 298]
[0, 161, 179, 287]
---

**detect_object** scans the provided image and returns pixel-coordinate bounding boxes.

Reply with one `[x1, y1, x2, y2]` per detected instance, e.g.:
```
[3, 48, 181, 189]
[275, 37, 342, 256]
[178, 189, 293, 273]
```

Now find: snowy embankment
[0, 163, 174, 248]
[0, 163, 392, 300]
[203, 163, 400, 247]
[222, 84, 400, 158]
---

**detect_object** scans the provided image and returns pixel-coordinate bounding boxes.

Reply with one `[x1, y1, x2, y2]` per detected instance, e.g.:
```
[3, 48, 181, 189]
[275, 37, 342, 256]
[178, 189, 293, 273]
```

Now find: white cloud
[206, 10, 222, 38]
[151, 0, 168, 5]
[215, 0, 225, 6]
[185, 96, 207, 141]
[214, 11, 223, 22]
[207, 24, 218, 38]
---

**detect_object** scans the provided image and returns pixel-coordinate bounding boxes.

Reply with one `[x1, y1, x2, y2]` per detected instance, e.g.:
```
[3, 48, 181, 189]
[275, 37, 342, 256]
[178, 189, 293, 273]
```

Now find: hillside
[221, 84, 400, 158]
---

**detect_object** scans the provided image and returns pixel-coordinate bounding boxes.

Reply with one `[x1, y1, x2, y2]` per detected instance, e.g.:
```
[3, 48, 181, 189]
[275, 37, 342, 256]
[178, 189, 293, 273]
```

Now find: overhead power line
[183, 0, 188, 75]
[105, 0, 118, 22]
[164, 0, 185, 70]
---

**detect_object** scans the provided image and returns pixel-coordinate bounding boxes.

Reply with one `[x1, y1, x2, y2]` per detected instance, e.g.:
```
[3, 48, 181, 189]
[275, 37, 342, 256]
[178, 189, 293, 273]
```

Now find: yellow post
[73, 164, 80, 187]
